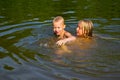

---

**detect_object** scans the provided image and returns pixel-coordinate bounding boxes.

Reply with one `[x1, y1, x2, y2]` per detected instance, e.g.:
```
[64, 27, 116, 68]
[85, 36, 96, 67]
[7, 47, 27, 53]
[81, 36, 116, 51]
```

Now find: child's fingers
[56, 41, 61, 46]
[56, 41, 64, 46]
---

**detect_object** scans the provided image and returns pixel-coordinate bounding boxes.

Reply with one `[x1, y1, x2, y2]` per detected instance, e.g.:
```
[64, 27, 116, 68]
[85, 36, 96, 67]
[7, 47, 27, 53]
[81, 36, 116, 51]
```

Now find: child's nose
[56, 28, 59, 31]
[76, 27, 78, 31]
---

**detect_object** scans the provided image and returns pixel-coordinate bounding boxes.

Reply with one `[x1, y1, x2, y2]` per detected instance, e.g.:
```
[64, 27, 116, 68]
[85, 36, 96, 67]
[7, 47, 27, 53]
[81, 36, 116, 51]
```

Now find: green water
[0, 0, 120, 80]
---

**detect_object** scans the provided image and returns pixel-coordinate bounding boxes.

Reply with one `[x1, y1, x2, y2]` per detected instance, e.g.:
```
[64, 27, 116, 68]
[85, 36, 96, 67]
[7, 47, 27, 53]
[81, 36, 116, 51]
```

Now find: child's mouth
[54, 31, 58, 34]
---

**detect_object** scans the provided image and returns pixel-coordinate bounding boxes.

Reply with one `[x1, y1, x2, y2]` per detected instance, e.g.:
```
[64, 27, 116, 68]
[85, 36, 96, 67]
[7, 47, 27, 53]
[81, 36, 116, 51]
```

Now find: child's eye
[58, 27, 60, 29]
[77, 26, 81, 29]
[78, 27, 82, 29]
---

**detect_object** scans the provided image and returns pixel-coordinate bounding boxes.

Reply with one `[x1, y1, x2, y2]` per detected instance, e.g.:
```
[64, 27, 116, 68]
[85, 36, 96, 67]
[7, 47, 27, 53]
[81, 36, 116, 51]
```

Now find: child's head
[76, 20, 93, 38]
[53, 16, 66, 36]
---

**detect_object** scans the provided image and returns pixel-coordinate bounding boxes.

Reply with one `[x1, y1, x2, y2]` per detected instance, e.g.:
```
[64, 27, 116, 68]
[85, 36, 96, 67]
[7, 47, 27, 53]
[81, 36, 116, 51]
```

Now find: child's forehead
[53, 21, 63, 25]
[53, 20, 63, 23]
[78, 22, 87, 26]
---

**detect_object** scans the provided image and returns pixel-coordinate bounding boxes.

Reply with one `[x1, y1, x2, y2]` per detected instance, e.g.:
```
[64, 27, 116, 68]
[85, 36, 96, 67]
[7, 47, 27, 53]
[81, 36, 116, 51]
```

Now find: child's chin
[56, 34, 60, 36]
[77, 34, 81, 37]
[56, 33, 59, 35]
[76, 34, 79, 36]
[54, 32, 59, 36]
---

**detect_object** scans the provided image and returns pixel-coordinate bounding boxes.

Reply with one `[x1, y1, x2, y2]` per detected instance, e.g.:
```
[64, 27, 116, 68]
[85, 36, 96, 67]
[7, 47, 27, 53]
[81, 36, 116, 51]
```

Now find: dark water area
[0, 0, 120, 80]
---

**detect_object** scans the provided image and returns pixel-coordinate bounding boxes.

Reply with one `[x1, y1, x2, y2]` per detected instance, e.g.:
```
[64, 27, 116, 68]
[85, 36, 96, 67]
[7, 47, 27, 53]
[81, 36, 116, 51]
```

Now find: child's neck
[58, 30, 65, 39]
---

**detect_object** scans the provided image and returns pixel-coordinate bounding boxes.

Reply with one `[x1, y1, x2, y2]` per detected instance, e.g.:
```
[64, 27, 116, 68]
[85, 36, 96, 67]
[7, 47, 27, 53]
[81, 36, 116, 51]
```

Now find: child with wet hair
[53, 16, 76, 46]
[76, 20, 93, 38]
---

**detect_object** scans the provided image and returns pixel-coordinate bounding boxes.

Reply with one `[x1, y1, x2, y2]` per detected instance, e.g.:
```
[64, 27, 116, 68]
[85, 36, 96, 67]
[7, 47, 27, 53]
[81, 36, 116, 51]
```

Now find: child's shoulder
[64, 30, 72, 35]
[64, 30, 72, 37]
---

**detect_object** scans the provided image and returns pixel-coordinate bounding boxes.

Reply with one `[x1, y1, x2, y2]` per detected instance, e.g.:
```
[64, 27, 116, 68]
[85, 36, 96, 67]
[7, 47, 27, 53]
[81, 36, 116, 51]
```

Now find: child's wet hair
[53, 16, 64, 25]
[78, 20, 93, 38]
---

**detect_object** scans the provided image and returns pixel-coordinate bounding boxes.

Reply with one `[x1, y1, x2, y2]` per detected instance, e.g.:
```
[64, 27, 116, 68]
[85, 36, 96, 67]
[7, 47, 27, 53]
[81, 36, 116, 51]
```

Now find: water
[0, 0, 120, 80]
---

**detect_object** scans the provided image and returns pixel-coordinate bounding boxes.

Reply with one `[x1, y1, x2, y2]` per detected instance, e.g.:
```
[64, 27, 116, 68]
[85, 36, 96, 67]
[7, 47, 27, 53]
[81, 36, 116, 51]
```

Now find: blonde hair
[53, 16, 64, 25]
[78, 20, 93, 38]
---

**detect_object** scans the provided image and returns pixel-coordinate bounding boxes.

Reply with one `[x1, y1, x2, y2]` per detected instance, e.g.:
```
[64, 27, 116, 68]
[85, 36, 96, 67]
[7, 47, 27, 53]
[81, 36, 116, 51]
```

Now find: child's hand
[56, 36, 76, 46]
[56, 39, 67, 46]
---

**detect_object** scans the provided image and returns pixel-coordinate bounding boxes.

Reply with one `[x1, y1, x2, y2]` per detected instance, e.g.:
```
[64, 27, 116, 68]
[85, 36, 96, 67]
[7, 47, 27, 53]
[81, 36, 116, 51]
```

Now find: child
[74, 20, 96, 50]
[53, 16, 76, 46]
[76, 20, 93, 38]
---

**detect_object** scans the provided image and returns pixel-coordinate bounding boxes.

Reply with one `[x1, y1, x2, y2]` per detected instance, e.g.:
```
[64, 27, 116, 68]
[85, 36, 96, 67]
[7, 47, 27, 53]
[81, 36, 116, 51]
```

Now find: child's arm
[56, 32, 76, 46]
[56, 36, 76, 46]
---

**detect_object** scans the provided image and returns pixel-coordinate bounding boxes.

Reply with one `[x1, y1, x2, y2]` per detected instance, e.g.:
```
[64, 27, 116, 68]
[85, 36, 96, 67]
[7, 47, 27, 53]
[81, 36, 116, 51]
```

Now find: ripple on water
[0, 18, 120, 80]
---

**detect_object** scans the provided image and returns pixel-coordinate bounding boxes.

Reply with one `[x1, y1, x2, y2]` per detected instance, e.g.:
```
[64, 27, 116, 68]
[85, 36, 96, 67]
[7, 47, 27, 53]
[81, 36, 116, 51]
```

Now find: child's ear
[63, 25, 66, 28]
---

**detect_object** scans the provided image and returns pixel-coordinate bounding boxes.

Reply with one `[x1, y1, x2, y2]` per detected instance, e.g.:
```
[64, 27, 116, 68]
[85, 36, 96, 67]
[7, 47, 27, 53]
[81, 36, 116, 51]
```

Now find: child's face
[76, 23, 83, 36]
[53, 21, 65, 36]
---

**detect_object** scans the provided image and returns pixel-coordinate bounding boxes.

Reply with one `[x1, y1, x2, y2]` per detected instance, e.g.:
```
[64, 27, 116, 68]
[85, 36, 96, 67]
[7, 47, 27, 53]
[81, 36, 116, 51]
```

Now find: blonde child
[76, 20, 93, 38]
[53, 16, 76, 46]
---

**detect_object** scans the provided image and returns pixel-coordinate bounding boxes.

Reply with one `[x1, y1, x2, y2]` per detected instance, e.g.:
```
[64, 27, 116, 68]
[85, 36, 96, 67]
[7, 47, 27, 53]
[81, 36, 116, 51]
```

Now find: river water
[0, 0, 120, 80]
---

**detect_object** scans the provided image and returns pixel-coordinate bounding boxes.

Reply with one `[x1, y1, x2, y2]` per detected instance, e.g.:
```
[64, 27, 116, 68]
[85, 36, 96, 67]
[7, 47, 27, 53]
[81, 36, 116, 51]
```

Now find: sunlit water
[0, 0, 120, 80]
